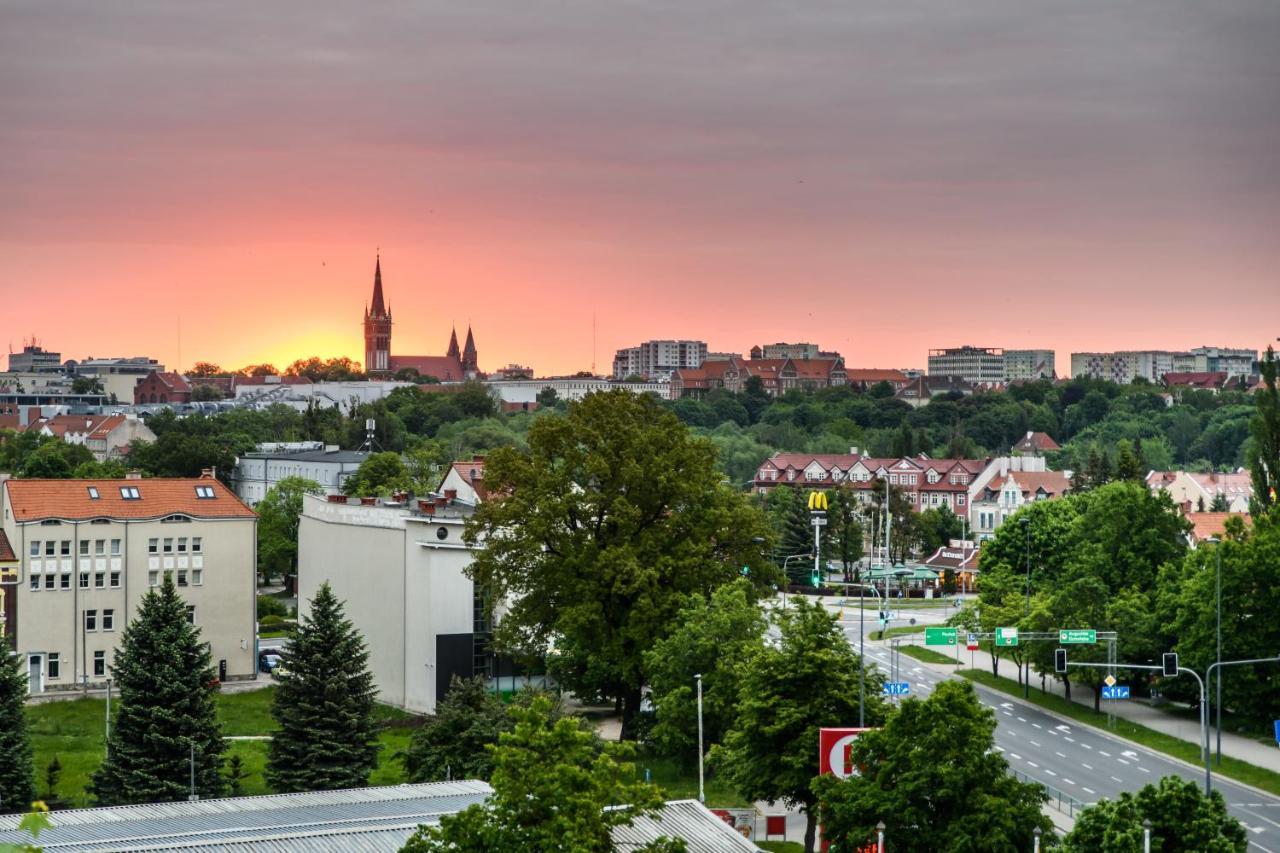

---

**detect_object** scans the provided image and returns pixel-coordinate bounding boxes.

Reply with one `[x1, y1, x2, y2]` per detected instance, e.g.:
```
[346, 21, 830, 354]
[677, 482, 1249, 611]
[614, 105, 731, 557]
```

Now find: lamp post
[876, 821, 885, 853]
[1020, 515, 1032, 699]
[694, 673, 705, 804]
[1143, 818, 1152, 853]
[1033, 826, 1042, 853]
[1205, 535, 1223, 765]
[780, 554, 812, 609]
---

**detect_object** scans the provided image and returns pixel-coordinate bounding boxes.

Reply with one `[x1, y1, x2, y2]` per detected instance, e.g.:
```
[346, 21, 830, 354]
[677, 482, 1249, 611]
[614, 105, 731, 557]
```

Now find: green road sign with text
[925, 627, 958, 646]
[1059, 629, 1097, 644]
[995, 627, 1019, 647]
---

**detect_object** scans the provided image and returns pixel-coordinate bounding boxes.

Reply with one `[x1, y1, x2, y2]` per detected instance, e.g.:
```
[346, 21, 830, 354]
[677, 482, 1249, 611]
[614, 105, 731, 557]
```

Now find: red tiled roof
[984, 471, 1071, 498]
[0, 529, 15, 562]
[3, 477, 257, 522]
[1185, 512, 1250, 542]
[1012, 431, 1061, 452]
[153, 372, 191, 393]
[448, 457, 488, 500]
[1163, 372, 1227, 389]
[26, 414, 127, 440]
[846, 369, 909, 385]
[389, 355, 467, 382]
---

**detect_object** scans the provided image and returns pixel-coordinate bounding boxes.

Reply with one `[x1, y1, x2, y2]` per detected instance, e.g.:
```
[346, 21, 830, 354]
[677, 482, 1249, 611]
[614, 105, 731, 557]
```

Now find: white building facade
[612, 340, 707, 381]
[233, 444, 369, 506]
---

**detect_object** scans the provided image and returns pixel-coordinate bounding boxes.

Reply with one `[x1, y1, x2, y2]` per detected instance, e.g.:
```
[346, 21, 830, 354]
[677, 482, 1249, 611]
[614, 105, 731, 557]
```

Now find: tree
[70, 376, 104, 395]
[342, 451, 411, 496]
[224, 753, 247, 796]
[265, 583, 379, 792]
[402, 676, 510, 782]
[913, 504, 962, 558]
[535, 386, 559, 408]
[715, 599, 886, 853]
[237, 363, 278, 377]
[189, 362, 224, 377]
[90, 574, 226, 804]
[1209, 493, 1231, 512]
[825, 487, 864, 581]
[42, 755, 62, 806]
[766, 486, 813, 580]
[0, 640, 36, 814]
[400, 697, 682, 853]
[1115, 440, 1143, 481]
[644, 580, 766, 757]
[1061, 775, 1246, 852]
[814, 680, 1051, 852]
[256, 476, 323, 583]
[1249, 346, 1279, 514]
[464, 390, 774, 738]
[394, 366, 423, 383]
[190, 384, 223, 402]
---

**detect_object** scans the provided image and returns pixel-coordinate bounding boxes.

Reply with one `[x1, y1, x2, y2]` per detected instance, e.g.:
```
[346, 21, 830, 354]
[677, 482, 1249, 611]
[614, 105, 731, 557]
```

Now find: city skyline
[4, 2, 1279, 375]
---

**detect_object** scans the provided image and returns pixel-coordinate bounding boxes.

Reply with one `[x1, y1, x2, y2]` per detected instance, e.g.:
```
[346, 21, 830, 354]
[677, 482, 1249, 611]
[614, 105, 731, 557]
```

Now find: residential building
[895, 375, 974, 408]
[489, 364, 534, 380]
[233, 444, 369, 506]
[1162, 372, 1230, 393]
[846, 369, 911, 391]
[1, 474, 257, 693]
[67, 357, 164, 403]
[26, 414, 155, 461]
[969, 465, 1072, 541]
[927, 347, 1005, 384]
[362, 255, 482, 380]
[297, 490, 482, 714]
[1002, 349, 1056, 381]
[485, 376, 668, 405]
[671, 355, 847, 398]
[1145, 469, 1253, 513]
[0, 783, 758, 851]
[6, 343, 62, 374]
[1, 530, 17, 644]
[1066, 350, 1242, 384]
[612, 339, 707, 380]
[1011, 431, 1061, 456]
[133, 370, 192, 405]
[1190, 346, 1257, 376]
[1184, 512, 1252, 548]
[439, 456, 487, 503]
[751, 342, 839, 361]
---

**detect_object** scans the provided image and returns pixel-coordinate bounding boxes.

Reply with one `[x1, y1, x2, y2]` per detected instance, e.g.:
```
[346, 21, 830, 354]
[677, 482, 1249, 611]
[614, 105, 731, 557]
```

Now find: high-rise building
[926, 347, 1006, 384]
[1002, 349, 1056, 381]
[1189, 346, 1257, 376]
[612, 340, 707, 380]
[6, 343, 62, 374]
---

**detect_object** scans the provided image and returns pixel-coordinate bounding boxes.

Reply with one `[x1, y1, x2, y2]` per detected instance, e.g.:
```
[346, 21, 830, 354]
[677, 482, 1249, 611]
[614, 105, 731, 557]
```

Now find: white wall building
[233, 379, 415, 413]
[69, 357, 165, 403]
[233, 444, 369, 506]
[926, 347, 1006, 384]
[485, 376, 669, 404]
[612, 340, 707, 381]
[1002, 349, 1056, 381]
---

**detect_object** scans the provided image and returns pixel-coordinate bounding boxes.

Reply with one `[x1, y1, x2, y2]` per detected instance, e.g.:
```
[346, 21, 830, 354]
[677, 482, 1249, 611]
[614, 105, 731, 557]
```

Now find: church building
[363, 256, 480, 381]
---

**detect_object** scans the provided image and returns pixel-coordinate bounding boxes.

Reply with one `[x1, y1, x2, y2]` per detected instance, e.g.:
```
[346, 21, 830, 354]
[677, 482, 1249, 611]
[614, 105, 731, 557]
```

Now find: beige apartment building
[1, 475, 257, 693]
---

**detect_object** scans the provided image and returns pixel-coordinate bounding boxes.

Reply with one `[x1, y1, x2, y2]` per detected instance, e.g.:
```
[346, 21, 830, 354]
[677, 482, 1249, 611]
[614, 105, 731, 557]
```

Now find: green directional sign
[995, 627, 1019, 647]
[1059, 629, 1097, 644]
[924, 627, 958, 646]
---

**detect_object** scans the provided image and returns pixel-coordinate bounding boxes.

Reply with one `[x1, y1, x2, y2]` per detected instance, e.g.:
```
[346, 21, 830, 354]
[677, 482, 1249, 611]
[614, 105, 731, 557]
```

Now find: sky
[3, 1, 1279, 376]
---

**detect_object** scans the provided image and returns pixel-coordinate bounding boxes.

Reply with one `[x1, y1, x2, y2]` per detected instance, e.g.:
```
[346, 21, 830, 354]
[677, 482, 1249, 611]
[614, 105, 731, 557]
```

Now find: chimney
[420, 502, 436, 516]
[444, 488, 458, 501]
[125, 470, 143, 480]
[435, 496, 447, 507]
[200, 467, 216, 480]
[850, 446, 859, 456]
[360, 496, 378, 506]
[326, 494, 347, 503]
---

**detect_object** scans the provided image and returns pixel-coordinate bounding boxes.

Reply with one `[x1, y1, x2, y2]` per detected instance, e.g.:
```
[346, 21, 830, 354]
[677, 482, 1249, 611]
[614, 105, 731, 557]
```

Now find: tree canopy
[1061, 775, 1246, 852]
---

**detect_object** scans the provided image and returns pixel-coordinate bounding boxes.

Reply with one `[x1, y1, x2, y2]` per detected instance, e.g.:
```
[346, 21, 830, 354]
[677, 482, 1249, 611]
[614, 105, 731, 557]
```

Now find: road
[841, 606, 1280, 852]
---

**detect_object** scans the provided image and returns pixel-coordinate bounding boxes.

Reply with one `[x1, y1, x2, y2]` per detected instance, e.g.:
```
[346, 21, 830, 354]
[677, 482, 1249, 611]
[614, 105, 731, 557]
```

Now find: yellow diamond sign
[1104, 674, 1117, 687]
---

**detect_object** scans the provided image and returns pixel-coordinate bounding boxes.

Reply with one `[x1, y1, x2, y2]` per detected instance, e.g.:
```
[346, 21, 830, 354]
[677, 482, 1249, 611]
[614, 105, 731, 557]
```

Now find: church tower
[363, 255, 392, 375]
[462, 325, 479, 377]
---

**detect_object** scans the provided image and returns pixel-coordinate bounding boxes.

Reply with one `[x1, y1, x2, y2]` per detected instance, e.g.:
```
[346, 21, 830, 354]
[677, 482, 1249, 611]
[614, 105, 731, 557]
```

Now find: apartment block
[1002, 349, 1056, 381]
[926, 347, 1006, 384]
[1, 475, 257, 693]
[612, 340, 707, 381]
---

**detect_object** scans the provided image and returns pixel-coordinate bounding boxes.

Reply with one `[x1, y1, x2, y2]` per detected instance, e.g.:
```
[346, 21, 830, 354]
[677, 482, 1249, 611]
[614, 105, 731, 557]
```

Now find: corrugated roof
[3, 477, 257, 522]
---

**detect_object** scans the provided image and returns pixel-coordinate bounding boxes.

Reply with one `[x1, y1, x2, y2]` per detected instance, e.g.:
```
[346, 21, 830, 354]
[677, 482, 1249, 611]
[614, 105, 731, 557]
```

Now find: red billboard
[819, 727, 870, 779]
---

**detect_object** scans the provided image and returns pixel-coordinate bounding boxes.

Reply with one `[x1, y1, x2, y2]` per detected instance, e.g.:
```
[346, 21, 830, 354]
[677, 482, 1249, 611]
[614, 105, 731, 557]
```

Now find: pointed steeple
[370, 254, 387, 318]
[462, 325, 478, 373]
[463, 325, 476, 356]
[447, 326, 461, 360]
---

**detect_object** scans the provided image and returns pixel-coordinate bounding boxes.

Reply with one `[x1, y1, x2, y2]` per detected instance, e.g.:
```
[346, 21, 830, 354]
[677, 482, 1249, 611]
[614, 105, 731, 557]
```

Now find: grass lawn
[900, 644, 960, 666]
[634, 748, 751, 808]
[867, 625, 925, 641]
[756, 842, 804, 852]
[29, 686, 420, 809]
[959, 670, 1280, 797]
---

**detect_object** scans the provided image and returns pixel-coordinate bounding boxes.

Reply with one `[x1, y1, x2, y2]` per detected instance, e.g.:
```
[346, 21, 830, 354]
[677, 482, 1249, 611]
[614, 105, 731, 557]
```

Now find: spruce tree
[1249, 346, 1280, 514]
[89, 574, 225, 805]
[0, 636, 36, 813]
[265, 582, 378, 792]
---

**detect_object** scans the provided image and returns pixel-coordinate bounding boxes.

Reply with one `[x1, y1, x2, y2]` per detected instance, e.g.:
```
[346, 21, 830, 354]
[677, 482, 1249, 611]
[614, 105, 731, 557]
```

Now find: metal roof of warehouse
[0, 782, 758, 852]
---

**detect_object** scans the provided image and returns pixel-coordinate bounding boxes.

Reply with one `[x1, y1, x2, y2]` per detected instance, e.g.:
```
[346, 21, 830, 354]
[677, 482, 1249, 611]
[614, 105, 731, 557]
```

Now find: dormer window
[195, 485, 216, 499]
[120, 487, 140, 500]
[87, 487, 100, 500]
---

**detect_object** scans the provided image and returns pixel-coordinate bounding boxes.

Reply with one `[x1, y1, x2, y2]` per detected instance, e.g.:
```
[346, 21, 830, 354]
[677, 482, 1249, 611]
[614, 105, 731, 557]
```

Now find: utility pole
[1020, 515, 1032, 699]
[695, 673, 705, 804]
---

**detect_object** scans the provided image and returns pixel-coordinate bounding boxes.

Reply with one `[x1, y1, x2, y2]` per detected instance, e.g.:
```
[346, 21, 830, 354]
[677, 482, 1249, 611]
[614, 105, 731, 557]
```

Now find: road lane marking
[1099, 750, 1111, 757]
[1081, 763, 1093, 771]
[1026, 761, 1039, 768]
[1111, 776, 1123, 783]
[1055, 752, 1066, 758]
[1117, 759, 1130, 765]
[1064, 737, 1075, 743]
[1044, 769, 1057, 777]
[1063, 778, 1076, 786]
[1081, 743, 1092, 750]
[1032, 723, 1042, 729]
[1017, 717, 1027, 722]
[1138, 766, 1151, 773]
[1010, 753, 1023, 761]
[1083, 787, 1096, 795]
[1029, 740, 1040, 747]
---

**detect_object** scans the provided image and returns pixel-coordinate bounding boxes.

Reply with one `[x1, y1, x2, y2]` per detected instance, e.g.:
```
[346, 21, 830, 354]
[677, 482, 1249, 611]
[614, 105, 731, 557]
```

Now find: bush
[259, 614, 286, 629]
[257, 595, 289, 619]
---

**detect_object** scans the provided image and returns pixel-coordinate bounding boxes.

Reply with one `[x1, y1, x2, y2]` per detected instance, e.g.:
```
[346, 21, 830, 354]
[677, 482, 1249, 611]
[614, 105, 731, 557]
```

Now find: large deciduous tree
[814, 680, 1051, 852]
[825, 487, 865, 581]
[90, 575, 226, 804]
[399, 697, 682, 853]
[256, 476, 323, 583]
[464, 390, 774, 738]
[0, 638, 36, 813]
[1061, 775, 1246, 852]
[265, 583, 379, 792]
[714, 599, 886, 853]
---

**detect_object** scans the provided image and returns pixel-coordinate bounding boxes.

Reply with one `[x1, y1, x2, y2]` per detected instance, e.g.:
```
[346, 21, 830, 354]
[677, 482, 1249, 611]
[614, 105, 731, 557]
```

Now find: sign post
[995, 627, 1019, 647]
[924, 627, 958, 646]
[1059, 629, 1097, 644]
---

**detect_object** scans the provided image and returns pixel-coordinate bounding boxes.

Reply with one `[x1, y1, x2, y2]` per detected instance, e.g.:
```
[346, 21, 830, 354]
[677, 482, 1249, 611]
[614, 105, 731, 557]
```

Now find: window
[60, 572, 71, 589]
[120, 486, 140, 500]
[95, 540, 105, 556]
[45, 541, 55, 557]
[178, 537, 188, 554]
[44, 574, 56, 590]
[94, 651, 106, 677]
[80, 540, 90, 556]
[30, 573, 39, 591]
[195, 485, 216, 499]
[192, 569, 203, 586]
[30, 540, 40, 557]
[163, 538, 173, 554]
[47, 653, 60, 680]
[148, 538, 159, 554]
[148, 570, 159, 587]
[110, 571, 120, 588]
[185, 605, 196, 625]
[79, 572, 90, 589]
[61, 540, 71, 557]
[85, 610, 97, 631]
[103, 609, 115, 631]
[177, 570, 188, 587]
[192, 537, 202, 554]
[110, 539, 121, 556]
[87, 486, 100, 500]
[95, 572, 105, 589]
[957, 495, 966, 506]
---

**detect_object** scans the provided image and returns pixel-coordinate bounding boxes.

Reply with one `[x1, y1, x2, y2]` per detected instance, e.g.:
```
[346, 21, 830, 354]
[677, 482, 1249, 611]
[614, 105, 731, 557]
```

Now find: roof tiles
[3, 477, 257, 522]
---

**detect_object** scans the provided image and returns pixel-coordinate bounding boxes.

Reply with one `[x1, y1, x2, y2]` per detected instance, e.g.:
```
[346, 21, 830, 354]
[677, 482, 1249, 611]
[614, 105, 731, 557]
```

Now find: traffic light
[1162, 652, 1179, 677]
[811, 569, 821, 587]
[741, 565, 750, 577]
[1054, 648, 1067, 674]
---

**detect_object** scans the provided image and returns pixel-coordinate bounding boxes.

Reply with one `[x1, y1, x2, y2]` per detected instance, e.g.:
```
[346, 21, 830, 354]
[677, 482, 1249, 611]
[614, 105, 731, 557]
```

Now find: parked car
[258, 652, 283, 673]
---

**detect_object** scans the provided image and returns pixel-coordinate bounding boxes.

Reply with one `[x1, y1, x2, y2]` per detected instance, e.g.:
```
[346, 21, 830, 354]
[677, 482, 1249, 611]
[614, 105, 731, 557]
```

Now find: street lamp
[876, 821, 885, 853]
[1205, 535, 1223, 765]
[1143, 818, 1152, 853]
[780, 553, 812, 609]
[1020, 515, 1032, 698]
[1033, 826, 1042, 853]
[694, 673, 704, 804]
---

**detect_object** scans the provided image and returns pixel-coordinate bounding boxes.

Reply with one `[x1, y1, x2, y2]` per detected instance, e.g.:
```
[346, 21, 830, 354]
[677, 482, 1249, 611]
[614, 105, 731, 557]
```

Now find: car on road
[258, 651, 283, 673]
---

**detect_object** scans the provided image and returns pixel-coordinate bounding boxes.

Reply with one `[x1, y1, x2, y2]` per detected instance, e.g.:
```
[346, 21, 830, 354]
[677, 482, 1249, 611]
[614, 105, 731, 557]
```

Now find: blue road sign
[1102, 685, 1130, 700]
[882, 682, 910, 696]
[1274, 720, 1279, 746]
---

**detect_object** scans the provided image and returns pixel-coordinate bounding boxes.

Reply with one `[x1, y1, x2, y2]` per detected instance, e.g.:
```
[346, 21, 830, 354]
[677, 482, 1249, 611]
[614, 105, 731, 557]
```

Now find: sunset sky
[3, 1, 1278, 376]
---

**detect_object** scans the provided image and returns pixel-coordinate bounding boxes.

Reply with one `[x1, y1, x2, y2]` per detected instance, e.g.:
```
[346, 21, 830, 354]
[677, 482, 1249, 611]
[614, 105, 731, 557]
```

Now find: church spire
[370, 254, 388, 318]
[462, 325, 478, 373]
[447, 326, 460, 360]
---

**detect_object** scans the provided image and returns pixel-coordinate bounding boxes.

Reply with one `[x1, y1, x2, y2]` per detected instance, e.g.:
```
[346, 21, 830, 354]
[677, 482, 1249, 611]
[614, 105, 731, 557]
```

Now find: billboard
[819, 727, 871, 779]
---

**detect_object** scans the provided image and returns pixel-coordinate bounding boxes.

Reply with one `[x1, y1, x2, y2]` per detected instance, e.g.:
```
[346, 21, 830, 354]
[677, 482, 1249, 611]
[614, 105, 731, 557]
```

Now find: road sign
[995, 627, 1019, 647]
[967, 632, 979, 650]
[1104, 674, 1116, 687]
[1274, 720, 1279, 746]
[818, 727, 870, 779]
[1059, 629, 1097, 644]
[882, 682, 910, 696]
[1102, 685, 1130, 700]
[924, 627, 958, 646]
[812, 517, 828, 526]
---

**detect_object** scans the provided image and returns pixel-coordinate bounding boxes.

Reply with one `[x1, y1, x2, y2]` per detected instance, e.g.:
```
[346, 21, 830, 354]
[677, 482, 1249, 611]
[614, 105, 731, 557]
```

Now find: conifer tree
[1250, 346, 1280, 514]
[90, 574, 225, 805]
[0, 637, 36, 813]
[265, 582, 378, 792]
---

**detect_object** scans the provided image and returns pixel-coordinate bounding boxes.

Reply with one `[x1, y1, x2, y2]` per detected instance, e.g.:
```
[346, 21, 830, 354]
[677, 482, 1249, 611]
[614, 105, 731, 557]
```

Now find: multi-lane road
[841, 605, 1280, 852]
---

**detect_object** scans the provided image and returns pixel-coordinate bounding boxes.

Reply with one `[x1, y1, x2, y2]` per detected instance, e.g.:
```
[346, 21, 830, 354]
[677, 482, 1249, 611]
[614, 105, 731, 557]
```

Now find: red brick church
[363, 256, 480, 381]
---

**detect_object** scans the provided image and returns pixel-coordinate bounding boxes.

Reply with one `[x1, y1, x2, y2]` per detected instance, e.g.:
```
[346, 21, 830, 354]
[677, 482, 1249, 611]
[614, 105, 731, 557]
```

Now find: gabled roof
[448, 457, 488, 500]
[27, 414, 127, 440]
[983, 471, 1072, 498]
[3, 477, 256, 522]
[1163, 372, 1228, 389]
[846, 368, 909, 385]
[389, 355, 467, 382]
[0, 529, 15, 562]
[150, 371, 192, 392]
[1012, 431, 1061, 453]
[1185, 511, 1251, 543]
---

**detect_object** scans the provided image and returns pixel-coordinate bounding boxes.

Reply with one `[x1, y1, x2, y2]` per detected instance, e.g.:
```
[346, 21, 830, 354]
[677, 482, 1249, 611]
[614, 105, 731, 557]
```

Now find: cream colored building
[1, 475, 257, 693]
[298, 493, 481, 715]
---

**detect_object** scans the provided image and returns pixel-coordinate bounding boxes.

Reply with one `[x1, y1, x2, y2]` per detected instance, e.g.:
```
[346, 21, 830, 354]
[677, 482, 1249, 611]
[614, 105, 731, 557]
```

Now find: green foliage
[765, 487, 813, 579]
[1061, 775, 1246, 852]
[464, 390, 775, 737]
[1250, 346, 1279, 514]
[825, 488, 864, 577]
[400, 697, 682, 853]
[814, 681, 1051, 852]
[644, 580, 767, 756]
[714, 599, 886, 851]
[342, 451, 410, 496]
[266, 583, 379, 792]
[256, 476, 323, 579]
[224, 753, 247, 796]
[0, 801, 51, 852]
[284, 355, 364, 382]
[0, 641, 36, 813]
[90, 574, 226, 804]
[256, 595, 289, 619]
[402, 677, 509, 782]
